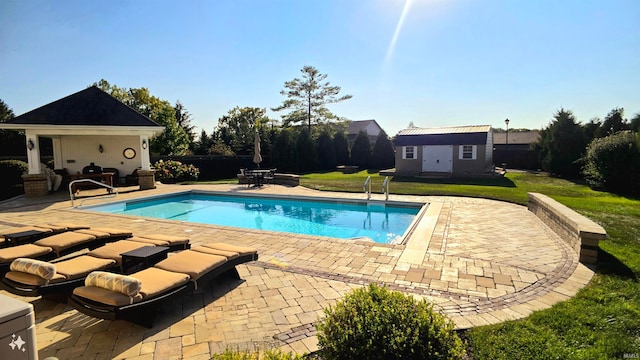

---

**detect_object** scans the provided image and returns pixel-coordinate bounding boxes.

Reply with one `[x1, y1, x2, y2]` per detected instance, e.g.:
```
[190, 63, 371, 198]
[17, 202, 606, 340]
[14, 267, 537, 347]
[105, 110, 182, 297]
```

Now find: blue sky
[1, 0, 638, 138]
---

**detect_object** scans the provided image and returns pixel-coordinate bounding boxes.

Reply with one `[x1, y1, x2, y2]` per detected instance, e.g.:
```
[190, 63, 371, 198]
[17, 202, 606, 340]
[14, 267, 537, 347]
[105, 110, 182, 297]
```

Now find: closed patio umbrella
[253, 131, 262, 168]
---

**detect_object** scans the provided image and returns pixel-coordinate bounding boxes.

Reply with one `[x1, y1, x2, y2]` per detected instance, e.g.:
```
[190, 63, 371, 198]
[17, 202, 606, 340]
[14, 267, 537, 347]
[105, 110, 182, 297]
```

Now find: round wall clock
[123, 148, 136, 159]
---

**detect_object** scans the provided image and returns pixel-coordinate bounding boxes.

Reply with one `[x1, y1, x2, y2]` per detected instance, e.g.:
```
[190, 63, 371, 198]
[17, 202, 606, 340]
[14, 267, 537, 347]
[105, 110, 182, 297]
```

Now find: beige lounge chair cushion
[5, 270, 66, 286]
[155, 251, 227, 281]
[75, 229, 113, 239]
[1, 226, 54, 236]
[73, 286, 143, 307]
[55, 255, 117, 280]
[191, 245, 239, 260]
[73, 268, 189, 306]
[87, 240, 149, 266]
[10, 258, 57, 280]
[76, 228, 133, 239]
[34, 232, 96, 254]
[200, 243, 257, 258]
[132, 267, 190, 298]
[0, 244, 52, 263]
[127, 236, 170, 246]
[85, 271, 142, 297]
[138, 234, 190, 246]
[46, 223, 90, 231]
[33, 224, 68, 232]
[89, 228, 133, 238]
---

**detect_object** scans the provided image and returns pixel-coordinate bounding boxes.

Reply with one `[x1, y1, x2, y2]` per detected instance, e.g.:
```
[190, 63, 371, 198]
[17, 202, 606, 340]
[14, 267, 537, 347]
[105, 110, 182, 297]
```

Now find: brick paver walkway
[0, 184, 594, 359]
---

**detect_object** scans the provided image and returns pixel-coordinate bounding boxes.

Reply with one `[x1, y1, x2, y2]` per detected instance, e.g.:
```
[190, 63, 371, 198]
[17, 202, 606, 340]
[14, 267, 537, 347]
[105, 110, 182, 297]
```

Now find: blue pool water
[84, 192, 422, 244]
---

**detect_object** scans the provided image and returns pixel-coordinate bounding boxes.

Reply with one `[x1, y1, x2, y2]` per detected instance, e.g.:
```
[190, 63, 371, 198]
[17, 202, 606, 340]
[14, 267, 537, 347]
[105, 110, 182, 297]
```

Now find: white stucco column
[25, 132, 41, 174]
[52, 136, 63, 169]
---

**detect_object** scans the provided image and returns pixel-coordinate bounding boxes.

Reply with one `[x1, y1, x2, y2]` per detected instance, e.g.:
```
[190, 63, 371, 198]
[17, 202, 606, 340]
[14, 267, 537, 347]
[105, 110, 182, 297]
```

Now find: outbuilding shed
[394, 125, 494, 176]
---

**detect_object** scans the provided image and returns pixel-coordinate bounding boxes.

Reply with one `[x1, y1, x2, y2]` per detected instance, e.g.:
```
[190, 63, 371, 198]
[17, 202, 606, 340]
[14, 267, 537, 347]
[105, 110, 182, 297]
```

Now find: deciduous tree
[215, 107, 270, 155]
[94, 80, 190, 155]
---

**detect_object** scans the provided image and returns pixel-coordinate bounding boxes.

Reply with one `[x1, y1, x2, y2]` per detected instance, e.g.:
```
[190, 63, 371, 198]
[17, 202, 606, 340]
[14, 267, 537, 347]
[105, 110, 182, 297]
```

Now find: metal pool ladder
[363, 176, 371, 200]
[69, 179, 118, 207]
[382, 176, 390, 201]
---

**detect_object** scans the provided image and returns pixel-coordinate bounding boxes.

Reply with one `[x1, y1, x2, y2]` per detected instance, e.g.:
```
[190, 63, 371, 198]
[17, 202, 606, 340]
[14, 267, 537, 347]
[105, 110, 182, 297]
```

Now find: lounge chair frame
[68, 252, 258, 328]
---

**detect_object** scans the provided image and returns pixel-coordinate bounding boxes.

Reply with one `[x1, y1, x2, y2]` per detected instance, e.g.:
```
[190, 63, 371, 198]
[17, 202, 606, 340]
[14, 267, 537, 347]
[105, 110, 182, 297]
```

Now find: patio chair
[0, 235, 190, 299]
[240, 168, 253, 188]
[0, 228, 133, 274]
[68, 243, 258, 327]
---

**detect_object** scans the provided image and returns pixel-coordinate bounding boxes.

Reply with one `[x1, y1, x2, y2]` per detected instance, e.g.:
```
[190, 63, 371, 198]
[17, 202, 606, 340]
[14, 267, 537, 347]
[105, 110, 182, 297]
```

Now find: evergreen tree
[597, 107, 629, 137]
[271, 129, 295, 172]
[350, 130, 372, 168]
[333, 131, 350, 166]
[371, 130, 395, 170]
[272, 66, 352, 133]
[294, 128, 316, 172]
[316, 131, 337, 170]
[538, 109, 587, 178]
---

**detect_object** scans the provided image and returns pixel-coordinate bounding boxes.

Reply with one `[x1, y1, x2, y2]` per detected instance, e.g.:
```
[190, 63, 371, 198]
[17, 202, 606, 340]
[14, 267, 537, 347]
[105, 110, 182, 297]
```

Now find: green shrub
[316, 283, 465, 360]
[153, 159, 199, 183]
[0, 159, 28, 187]
[582, 131, 640, 196]
[211, 348, 303, 360]
[0, 160, 27, 200]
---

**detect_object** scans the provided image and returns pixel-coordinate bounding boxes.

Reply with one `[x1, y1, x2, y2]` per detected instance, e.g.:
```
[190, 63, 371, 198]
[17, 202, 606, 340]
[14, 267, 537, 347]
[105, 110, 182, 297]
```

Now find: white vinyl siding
[459, 145, 477, 160]
[403, 146, 417, 159]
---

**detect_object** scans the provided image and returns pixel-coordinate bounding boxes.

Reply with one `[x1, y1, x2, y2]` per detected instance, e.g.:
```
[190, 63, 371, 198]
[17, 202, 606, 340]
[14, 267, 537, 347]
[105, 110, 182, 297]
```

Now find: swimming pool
[83, 192, 426, 244]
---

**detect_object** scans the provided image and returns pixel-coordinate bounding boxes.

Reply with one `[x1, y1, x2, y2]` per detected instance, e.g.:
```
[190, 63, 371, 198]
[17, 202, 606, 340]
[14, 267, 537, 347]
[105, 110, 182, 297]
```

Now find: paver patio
[0, 183, 594, 359]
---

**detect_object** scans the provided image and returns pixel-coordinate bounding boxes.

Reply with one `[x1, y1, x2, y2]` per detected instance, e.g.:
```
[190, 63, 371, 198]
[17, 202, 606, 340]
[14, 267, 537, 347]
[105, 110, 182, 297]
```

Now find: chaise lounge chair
[0, 228, 133, 274]
[1, 223, 90, 248]
[0, 234, 192, 298]
[68, 243, 258, 327]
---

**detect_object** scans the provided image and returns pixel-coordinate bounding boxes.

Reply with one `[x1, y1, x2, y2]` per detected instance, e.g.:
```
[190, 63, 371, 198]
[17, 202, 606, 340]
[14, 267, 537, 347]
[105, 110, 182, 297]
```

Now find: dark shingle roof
[6, 86, 161, 127]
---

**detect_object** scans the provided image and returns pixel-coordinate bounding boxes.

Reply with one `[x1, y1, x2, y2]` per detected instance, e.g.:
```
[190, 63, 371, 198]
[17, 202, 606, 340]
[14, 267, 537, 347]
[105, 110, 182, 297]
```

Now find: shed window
[403, 146, 417, 160]
[459, 145, 477, 160]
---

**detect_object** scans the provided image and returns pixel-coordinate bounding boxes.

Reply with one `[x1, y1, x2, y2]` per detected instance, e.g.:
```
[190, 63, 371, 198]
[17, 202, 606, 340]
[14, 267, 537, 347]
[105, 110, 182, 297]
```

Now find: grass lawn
[300, 171, 640, 359]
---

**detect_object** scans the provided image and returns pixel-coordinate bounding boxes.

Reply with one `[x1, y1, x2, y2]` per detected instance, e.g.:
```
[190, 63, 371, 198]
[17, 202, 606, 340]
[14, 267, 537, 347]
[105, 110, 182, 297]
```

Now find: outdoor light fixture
[27, 139, 35, 151]
[99, 144, 104, 153]
[504, 118, 510, 151]
[142, 139, 147, 149]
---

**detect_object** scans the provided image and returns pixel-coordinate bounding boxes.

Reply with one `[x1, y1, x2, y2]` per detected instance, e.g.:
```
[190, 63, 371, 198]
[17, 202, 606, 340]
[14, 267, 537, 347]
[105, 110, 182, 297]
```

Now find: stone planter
[22, 174, 49, 197]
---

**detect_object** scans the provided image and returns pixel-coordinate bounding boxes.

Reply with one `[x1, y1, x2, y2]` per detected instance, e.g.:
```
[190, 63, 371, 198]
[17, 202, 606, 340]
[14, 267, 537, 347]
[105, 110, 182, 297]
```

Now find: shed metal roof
[395, 125, 492, 146]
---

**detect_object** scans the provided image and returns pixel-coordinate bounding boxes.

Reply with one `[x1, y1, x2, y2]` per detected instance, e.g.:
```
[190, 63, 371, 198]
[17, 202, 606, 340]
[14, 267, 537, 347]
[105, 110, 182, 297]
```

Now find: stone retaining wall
[237, 173, 300, 187]
[528, 192, 606, 264]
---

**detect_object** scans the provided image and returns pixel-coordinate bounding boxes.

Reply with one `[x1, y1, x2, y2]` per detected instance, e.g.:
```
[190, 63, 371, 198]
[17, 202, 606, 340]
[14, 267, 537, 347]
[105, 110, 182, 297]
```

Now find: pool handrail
[363, 176, 371, 200]
[69, 179, 118, 207]
[382, 176, 390, 202]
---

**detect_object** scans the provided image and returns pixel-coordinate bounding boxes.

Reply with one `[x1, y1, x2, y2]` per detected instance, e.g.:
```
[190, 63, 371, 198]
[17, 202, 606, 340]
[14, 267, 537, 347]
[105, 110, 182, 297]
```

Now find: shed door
[422, 145, 453, 172]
